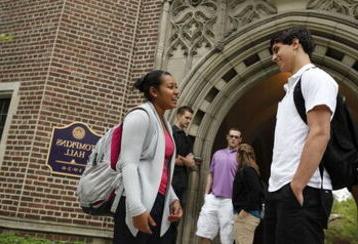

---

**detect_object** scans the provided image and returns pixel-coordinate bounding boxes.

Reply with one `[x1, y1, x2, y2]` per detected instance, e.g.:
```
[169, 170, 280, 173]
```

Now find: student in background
[232, 143, 263, 244]
[172, 106, 196, 207]
[196, 128, 242, 244]
[171, 106, 196, 244]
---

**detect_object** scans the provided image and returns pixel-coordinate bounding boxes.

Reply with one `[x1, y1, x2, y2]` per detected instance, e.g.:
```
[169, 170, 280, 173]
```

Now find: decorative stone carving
[227, 0, 277, 32]
[168, 0, 217, 57]
[189, 0, 202, 6]
[354, 3, 358, 19]
[307, 0, 358, 19]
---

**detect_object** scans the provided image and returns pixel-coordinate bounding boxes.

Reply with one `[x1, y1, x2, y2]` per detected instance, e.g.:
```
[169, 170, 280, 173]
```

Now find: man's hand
[175, 157, 184, 166]
[168, 200, 183, 222]
[290, 181, 304, 206]
[133, 211, 156, 234]
[181, 154, 195, 168]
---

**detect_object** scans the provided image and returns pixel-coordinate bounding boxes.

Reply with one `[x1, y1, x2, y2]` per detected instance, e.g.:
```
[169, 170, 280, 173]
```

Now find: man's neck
[291, 55, 311, 75]
[175, 122, 185, 131]
[228, 146, 238, 151]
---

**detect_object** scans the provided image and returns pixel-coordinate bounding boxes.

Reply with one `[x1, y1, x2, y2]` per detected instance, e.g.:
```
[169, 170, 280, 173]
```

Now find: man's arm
[175, 154, 195, 168]
[205, 173, 213, 194]
[175, 156, 184, 166]
[181, 153, 196, 170]
[291, 105, 331, 204]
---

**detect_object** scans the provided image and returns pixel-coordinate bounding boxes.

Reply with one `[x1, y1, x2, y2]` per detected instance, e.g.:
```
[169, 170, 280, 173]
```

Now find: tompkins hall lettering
[56, 139, 95, 158]
[46, 122, 101, 177]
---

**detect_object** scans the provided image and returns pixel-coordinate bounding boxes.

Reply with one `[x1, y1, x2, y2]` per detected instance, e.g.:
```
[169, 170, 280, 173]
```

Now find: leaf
[0, 33, 14, 42]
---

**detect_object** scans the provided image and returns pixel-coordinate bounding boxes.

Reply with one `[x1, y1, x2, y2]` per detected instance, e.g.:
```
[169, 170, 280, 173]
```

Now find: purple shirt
[210, 148, 238, 198]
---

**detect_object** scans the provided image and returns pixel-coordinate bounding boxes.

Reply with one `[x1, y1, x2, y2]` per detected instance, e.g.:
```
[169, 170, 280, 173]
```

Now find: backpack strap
[293, 77, 325, 189]
[111, 180, 124, 213]
[293, 79, 307, 124]
[292, 65, 317, 123]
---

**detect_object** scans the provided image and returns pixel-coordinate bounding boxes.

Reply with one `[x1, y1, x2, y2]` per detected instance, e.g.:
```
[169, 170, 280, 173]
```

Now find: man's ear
[292, 38, 300, 49]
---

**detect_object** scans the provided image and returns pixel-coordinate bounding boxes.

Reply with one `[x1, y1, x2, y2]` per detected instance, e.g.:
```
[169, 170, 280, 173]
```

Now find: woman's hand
[239, 210, 249, 218]
[133, 211, 156, 234]
[168, 200, 183, 222]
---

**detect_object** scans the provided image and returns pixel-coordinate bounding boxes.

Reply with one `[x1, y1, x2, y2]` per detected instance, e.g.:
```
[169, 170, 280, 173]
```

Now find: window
[0, 98, 11, 140]
[0, 82, 20, 166]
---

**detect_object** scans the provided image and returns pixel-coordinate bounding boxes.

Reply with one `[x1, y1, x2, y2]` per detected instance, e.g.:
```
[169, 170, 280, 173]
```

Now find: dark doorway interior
[212, 73, 287, 244]
[212, 73, 288, 181]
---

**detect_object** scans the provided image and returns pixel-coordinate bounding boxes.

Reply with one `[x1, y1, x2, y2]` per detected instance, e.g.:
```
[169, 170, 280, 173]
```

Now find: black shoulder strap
[293, 66, 319, 123]
[293, 78, 307, 124]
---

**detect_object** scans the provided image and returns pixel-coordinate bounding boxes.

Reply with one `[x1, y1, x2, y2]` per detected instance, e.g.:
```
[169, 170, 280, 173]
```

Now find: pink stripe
[110, 124, 123, 170]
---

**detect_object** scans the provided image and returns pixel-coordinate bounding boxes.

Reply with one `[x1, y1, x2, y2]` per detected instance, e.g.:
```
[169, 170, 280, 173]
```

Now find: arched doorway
[212, 73, 288, 182]
[169, 11, 358, 244]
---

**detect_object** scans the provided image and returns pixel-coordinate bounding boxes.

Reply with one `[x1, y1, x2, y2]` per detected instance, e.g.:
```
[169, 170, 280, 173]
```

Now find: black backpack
[293, 78, 358, 190]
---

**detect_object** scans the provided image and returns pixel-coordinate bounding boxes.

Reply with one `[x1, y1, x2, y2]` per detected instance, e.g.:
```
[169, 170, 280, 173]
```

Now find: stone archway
[169, 11, 358, 244]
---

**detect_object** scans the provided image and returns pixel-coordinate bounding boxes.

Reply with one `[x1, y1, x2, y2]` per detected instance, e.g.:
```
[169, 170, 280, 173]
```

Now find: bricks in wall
[0, 0, 163, 234]
[126, 0, 163, 110]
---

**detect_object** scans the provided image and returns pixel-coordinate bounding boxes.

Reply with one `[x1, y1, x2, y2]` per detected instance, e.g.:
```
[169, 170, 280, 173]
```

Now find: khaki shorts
[233, 211, 260, 244]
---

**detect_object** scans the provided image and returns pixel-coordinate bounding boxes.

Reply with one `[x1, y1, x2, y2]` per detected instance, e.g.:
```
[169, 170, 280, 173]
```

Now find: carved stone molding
[168, 0, 217, 57]
[227, 0, 277, 33]
[307, 0, 358, 19]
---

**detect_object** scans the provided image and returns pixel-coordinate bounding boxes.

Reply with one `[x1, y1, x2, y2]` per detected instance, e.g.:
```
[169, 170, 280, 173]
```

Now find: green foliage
[0, 33, 14, 42]
[326, 198, 358, 244]
[0, 233, 83, 244]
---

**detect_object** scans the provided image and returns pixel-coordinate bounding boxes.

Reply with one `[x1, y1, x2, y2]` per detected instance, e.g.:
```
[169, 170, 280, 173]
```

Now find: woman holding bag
[113, 70, 182, 244]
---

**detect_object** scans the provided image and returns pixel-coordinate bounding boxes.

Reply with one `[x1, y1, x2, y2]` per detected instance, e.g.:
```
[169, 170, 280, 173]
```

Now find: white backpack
[76, 107, 148, 216]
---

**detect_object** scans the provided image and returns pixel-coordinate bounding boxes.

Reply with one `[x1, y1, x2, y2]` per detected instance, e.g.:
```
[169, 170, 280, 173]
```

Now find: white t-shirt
[269, 63, 338, 192]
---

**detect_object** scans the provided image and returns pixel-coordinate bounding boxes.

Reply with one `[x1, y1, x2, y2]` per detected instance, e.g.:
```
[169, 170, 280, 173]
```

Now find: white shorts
[196, 194, 234, 244]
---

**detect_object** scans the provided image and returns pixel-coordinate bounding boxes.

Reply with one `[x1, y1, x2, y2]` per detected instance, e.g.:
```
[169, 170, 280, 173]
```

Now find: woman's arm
[119, 109, 150, 217]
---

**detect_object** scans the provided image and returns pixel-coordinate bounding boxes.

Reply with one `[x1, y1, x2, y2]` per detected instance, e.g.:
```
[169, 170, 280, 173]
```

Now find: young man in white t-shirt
[265, 27, 338, 243]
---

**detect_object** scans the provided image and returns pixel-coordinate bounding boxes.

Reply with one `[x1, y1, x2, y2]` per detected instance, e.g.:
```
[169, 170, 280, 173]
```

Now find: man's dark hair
[270, 27, 315, 57]
[228, 127, 241, 135]
[176, 106, 193, 116]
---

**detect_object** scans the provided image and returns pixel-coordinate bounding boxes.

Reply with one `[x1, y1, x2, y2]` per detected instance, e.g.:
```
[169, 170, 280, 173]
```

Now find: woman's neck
[153, 102, 165, 118]
[152, 102, 168, 131]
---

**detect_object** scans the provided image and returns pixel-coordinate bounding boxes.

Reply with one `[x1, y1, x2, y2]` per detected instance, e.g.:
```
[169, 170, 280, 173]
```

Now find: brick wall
[0, 0, 163, 237]
[0, 0, 65, 220]
[125, 0, 163, 110]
